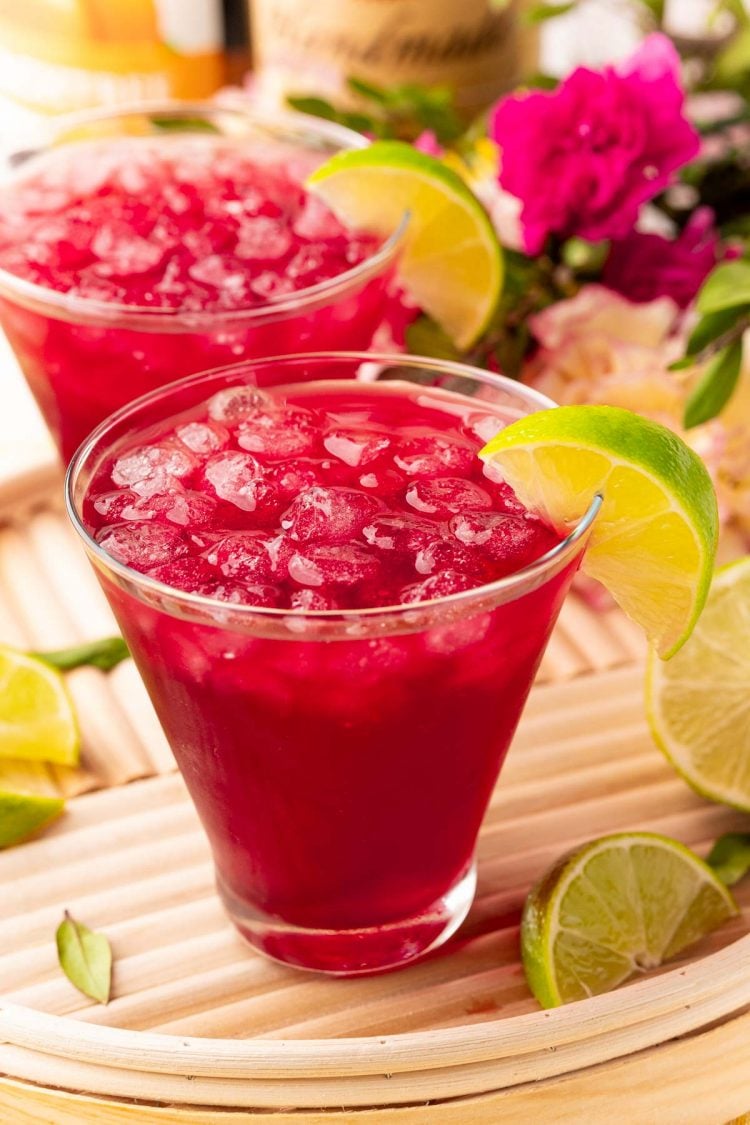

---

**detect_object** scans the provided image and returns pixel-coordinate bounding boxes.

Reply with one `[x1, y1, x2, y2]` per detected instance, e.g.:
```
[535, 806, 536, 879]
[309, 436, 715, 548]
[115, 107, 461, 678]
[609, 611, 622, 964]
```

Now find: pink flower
[413, 130, 443, 157]
[603, 208, 719, 308]
[489, 35, 700, 255]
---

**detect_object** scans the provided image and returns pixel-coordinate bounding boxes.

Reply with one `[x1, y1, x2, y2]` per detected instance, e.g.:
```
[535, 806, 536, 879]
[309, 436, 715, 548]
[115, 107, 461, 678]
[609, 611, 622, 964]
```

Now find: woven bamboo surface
[1, 463, 749, 1120]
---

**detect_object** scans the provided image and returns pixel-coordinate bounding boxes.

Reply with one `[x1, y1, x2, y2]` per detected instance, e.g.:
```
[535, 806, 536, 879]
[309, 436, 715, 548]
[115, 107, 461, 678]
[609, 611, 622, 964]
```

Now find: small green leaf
[707, 833, 750, 886]
[56, 911, 112, 1004]
[524, 1, 577, 22]
[697, 261, 750, 315]
[35, 636, 130, 673]
[562, 237, 609, 272]
[668, 356, 698, 372]
[346, 76, 389, 105]
[286, 96, 339, 123]
[685, 307, 743, 356]
[405, 315, 462, 361]
[684, 338, 743, 428]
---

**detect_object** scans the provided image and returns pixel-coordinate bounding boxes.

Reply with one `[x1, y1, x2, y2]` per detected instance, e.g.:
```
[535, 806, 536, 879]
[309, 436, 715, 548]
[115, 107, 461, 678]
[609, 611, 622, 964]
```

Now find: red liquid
[82, 381, 579, 973]
[0, 137, 388, 461]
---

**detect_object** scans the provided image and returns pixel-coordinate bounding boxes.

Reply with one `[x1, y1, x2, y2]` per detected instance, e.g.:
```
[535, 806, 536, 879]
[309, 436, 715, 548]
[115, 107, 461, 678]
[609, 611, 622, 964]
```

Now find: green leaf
[668, 356, 698, 372]
[405, 315, 462, 361]
[35, 636, 130, 674]
[637, 0, 665, 22]
[685, 307, 744, 356]
[56, 911, 112, 1004]
[524, 1, 577, 22]
[697, 261, 750, 315]
[707, 833, 750, 886]
[346, 76, 389, 105]
[286, 96, 339, 123]
[684, 338, 743, 428]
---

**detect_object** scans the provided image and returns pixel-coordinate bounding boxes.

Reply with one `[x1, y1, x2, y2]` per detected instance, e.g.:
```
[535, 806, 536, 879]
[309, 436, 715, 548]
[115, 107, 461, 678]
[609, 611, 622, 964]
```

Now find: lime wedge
[479, 405, 718, 658]
[521, 832, 737, 1008]
[308, 141, 503, 350]
[0, 647, 79, 765]
[0, 759, 65, 847]
[646, 557, 750, 810]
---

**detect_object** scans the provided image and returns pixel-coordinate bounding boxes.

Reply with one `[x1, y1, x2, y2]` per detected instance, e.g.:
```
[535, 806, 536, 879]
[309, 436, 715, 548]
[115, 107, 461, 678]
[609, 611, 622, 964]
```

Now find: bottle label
[251, 0, 533, 113]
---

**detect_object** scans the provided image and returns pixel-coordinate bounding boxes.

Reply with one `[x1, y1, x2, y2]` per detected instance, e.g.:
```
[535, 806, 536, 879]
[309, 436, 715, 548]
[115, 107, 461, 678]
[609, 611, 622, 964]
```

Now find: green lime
[521, 832, 737, 1008]
[308, 140, 503, 350]
[646, 557, 750, 809]
[0, 646, 79, 765]
[0, 759, 65, 847]
[479, 405, 718, 658]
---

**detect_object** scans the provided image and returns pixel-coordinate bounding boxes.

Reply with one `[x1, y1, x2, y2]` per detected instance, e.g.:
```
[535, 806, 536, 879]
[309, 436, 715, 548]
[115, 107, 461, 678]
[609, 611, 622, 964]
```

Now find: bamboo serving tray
[1, 457, 749, 1124]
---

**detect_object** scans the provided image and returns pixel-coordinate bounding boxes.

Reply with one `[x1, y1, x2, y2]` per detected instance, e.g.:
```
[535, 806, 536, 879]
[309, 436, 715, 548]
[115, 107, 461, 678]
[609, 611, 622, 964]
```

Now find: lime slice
[646, 557, 750, 810]
[521, 831, 737, 1008]
[308, 140, 503, 350]
[0, 759, 65, 847]
[0, 647, 79, 765]
[479, 405, 718, 658]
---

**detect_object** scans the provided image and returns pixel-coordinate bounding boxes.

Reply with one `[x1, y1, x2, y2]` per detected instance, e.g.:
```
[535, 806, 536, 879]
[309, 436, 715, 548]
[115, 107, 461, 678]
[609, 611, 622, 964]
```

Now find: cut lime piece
[521, 832, 737, 1008]
[308, 140, 503, 350]
[0, 647, 79, 765]
[479, 405, 719, 658]
[646, 557, 750, 810]
[0, 758, 65, 847]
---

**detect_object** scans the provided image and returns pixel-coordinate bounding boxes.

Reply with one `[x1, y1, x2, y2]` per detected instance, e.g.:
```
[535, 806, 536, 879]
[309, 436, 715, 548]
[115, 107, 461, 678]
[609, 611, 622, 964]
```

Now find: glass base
[217, 862, 477, 976]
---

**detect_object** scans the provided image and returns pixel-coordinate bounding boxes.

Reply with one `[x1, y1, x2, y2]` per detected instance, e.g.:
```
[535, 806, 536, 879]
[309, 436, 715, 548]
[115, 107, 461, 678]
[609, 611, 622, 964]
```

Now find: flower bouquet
[284, 9, 750, 543]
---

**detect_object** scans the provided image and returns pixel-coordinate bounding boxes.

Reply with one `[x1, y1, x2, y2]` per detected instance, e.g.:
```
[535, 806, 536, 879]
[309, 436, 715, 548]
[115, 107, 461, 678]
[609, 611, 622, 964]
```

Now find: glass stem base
[217, 862, 477, 976]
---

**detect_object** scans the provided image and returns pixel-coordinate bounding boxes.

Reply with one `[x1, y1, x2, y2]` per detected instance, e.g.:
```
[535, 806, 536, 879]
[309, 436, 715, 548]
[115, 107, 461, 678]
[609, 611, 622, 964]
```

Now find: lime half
[646, 557, 750, 810]
[308, 141, 503, 350]
[0, 647, 79, 765]
[480, 405, 719, 658]
[0, 759, 65, 847]
[522, 832, 737, 1008]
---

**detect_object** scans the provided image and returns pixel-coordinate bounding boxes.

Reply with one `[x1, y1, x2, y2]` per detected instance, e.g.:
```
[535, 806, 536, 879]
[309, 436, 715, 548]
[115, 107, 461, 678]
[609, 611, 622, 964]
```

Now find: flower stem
[34, 637, 130, 673]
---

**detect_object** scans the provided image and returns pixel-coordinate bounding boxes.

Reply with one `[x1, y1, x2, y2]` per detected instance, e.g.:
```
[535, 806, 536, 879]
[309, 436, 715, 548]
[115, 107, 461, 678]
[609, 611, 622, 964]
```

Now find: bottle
[249, 0, 536, 118]
[0, 1, 250, 140]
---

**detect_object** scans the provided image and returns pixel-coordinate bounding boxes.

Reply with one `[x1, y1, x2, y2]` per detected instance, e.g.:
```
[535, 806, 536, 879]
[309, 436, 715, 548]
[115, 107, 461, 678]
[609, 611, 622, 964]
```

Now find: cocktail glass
[66, 354, 599, 975]
[0, 104, 402, 462]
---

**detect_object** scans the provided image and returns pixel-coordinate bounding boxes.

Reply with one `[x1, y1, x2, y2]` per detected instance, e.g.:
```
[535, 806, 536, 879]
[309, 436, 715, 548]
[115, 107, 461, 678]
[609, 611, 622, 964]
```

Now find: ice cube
[394, 436, 474, 478]
[122, 490, 218, 528]
[91, 226, 166, 277]
[202, 451, 279, 515]
[405, 478, 493, 518]
[323, 427, 391, 467]
[399, 570, 476, 604]
[281, 486, 382, 544]
[292, 195, 346, 241]
[414, 538, 487, 578]
[450, 512, 556, 571]
[235, 215, 292, 261]
[148, 557, 216, 592]
[236, 406, 319, 459]
[207, 386, 269, 425]
[112, 443, 197, 496]
[96, 523, 187, 571]
[211, 533, 275, 583]
[289, 588, 340, 612]
[288, 544, 381, 588]
[175, 421, 229, 455]
[361, 513, 442, 556]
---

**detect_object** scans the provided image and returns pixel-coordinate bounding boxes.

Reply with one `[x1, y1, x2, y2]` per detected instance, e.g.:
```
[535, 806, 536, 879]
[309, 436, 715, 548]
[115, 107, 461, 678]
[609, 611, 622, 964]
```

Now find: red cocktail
[0, 106, 398, 462]
[67, 354, 598, 974]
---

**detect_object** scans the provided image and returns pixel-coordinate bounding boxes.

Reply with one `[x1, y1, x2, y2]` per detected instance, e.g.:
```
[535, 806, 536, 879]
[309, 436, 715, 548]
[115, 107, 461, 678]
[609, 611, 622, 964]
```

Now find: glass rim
[65, 351, 602, 632]
[0, 100, 406, 330]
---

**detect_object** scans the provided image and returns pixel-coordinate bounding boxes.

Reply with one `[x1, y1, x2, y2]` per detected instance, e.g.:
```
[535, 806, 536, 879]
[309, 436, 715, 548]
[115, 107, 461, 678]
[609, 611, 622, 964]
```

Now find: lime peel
[521, 831, 737, 1009]
[0, 646, 79, 766]
[646, 557, 750, 810]
[479, 405, 719, 658]
[308, 140, 503, 350]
